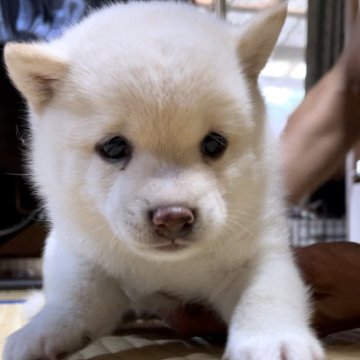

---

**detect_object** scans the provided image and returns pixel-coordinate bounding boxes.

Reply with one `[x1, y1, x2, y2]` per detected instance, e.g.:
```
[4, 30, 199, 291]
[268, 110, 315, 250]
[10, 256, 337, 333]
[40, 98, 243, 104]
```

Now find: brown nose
[150, 206, 195, 239]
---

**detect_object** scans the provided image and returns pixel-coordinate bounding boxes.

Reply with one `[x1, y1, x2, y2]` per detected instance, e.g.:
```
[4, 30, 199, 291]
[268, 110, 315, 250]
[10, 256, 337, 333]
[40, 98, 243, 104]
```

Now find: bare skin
[283, 14, 360, 204]
[162, 15, 360, 338]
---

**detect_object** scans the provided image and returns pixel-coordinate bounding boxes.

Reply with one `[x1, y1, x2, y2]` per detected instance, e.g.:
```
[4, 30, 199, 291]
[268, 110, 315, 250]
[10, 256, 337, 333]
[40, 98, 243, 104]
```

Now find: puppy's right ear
[4, 43, 69, 114]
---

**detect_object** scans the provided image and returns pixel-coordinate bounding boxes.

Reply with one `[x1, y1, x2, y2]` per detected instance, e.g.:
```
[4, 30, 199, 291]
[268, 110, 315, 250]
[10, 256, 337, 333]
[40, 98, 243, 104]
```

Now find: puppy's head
[4, 3, 286, 259]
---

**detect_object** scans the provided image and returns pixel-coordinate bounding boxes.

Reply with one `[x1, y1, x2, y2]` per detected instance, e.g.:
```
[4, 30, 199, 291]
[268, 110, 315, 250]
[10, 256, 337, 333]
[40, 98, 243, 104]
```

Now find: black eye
[201, 132, 227, 158]
[96, 136, 132, 163]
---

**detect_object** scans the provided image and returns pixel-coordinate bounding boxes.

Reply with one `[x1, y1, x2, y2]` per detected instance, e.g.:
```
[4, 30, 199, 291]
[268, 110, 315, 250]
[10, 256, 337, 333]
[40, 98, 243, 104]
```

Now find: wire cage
[289, 203, 347, 247]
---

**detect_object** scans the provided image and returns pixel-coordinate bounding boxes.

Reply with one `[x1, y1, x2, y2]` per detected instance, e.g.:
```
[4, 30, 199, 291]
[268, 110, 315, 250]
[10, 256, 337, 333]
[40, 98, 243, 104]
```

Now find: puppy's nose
[150, 206, 195, 239]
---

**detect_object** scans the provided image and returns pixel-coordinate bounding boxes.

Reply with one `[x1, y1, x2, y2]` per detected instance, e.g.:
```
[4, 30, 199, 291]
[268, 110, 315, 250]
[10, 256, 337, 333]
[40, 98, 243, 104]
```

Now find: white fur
[4, 2, 324, 360]
[23, 291, 45, 319]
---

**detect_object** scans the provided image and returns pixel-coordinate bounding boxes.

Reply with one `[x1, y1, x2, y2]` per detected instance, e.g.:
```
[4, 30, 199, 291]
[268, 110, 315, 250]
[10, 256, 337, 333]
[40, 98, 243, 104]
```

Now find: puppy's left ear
[235, 3, 287, 79]
[4, 43, 69, 114]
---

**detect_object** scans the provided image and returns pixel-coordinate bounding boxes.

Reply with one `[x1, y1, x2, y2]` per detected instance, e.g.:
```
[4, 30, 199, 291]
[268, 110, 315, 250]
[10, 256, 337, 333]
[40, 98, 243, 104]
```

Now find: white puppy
[4, 2, 324, 360]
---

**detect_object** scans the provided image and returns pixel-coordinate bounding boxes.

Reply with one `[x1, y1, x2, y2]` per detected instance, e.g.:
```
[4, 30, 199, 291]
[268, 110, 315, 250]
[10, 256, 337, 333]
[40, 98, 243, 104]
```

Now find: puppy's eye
[96, 136, 132, 162]
[201, 132, 227, 159]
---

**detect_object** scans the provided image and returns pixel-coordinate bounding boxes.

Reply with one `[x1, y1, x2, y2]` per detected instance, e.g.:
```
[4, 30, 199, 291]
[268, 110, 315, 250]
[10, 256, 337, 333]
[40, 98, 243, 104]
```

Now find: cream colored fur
[4, 2, 324, 360]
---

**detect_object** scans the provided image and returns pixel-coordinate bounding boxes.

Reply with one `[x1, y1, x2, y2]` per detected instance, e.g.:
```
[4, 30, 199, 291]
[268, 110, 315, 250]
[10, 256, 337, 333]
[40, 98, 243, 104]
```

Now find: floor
[1, 291, 360, 359]
[0, 291, 26, 352]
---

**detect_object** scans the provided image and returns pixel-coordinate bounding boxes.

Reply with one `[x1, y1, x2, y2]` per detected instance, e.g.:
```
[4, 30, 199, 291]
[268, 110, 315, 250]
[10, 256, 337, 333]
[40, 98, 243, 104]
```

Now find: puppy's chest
[113, 254, 251, 306]
[117, 259, 214, 297]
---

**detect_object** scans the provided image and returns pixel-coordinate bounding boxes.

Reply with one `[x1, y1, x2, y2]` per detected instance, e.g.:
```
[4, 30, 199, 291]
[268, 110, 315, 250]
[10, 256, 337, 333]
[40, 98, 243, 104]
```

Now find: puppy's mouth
[149, 239, 189, 252]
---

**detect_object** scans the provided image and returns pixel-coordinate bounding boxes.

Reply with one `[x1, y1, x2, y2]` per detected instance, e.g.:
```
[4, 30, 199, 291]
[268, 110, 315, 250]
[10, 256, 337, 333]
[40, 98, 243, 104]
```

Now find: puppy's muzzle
[149, 206, 195, 240]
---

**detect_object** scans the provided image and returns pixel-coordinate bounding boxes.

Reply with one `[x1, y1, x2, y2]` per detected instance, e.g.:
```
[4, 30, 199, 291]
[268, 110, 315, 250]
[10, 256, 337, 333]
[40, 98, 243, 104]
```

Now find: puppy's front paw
[3, 311, 91, 360]
[223, 331, 324, 360]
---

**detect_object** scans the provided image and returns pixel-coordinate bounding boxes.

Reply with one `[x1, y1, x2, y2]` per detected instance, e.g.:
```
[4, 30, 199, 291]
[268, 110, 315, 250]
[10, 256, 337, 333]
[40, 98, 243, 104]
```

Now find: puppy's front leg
[218, 248, 324, 360]
[4, 231, 129, 360]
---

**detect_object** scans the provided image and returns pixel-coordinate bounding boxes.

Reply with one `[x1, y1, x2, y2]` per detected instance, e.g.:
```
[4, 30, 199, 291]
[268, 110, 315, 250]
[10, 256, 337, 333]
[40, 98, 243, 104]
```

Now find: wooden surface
[1, 291, 360, 359]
